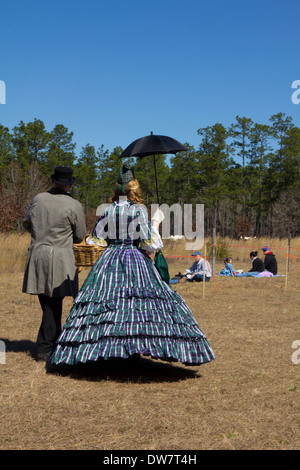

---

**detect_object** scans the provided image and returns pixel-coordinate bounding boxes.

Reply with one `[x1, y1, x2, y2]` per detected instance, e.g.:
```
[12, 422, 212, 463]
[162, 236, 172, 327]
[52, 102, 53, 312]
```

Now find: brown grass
[0, 232, 30, 274]
[0, 234, 299, 450]
[162, 236, 299, 263]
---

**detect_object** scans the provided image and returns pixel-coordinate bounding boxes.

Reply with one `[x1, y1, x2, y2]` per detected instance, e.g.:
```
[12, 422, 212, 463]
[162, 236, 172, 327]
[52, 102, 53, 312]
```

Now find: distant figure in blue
[219, 258, 237, 276]
[218, 257, 236, 276]
[234, 251, 264, 277]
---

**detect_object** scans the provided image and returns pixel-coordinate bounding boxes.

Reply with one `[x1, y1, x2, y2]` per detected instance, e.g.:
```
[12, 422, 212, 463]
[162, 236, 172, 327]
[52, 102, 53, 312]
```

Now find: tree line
[1, 112, 300, 237]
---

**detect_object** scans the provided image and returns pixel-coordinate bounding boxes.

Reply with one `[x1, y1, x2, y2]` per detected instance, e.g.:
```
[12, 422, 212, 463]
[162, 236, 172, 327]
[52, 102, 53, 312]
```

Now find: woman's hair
[250, 251, 258, 257]
[110, 178, 144, 205]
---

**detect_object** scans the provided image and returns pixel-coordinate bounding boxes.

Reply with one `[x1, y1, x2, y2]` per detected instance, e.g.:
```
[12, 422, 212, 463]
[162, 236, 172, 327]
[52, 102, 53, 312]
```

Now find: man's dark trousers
[187, 274, 211, 282]
[37, 294, 64, 356]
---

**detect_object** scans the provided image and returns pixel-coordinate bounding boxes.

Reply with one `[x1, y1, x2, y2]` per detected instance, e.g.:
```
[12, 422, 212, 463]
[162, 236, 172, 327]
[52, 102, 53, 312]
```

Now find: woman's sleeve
[140, 225, 163, 253]
[135, 205, 151, 242]
[248, 261, 255, 272]
[92, 209, 109, 240]
[137, 205, 163, 253]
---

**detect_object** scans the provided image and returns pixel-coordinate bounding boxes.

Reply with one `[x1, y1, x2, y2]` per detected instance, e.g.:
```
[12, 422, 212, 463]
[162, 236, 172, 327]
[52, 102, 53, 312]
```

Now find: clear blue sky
[1, 0, 300, 158]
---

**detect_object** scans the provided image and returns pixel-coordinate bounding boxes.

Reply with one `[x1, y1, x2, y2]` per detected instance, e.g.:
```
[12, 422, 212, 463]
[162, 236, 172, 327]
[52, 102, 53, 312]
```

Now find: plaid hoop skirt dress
[48, 201, 215, 366]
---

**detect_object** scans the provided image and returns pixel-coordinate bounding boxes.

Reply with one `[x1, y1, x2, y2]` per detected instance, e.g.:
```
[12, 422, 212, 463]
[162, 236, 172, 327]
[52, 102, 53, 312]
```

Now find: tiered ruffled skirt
[48, 244, 215, 366]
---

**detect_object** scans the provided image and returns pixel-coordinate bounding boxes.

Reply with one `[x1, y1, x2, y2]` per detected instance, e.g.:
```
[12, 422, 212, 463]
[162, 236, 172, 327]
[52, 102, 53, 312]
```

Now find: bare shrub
[272, 188, 300, 237]
[0, 162, 49, 232]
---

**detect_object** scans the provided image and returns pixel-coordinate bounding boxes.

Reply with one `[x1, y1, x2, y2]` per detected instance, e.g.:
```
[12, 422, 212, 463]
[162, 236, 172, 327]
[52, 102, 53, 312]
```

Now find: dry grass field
[0, 234, 299, 450]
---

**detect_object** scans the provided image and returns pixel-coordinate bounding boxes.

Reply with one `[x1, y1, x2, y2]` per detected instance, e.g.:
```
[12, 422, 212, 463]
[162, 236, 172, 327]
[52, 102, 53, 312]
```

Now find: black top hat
[51, 166, 75, 185]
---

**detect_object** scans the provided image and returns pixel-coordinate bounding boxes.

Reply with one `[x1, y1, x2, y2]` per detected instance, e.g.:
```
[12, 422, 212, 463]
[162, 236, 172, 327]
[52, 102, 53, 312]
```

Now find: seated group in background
[230, 247, 278, 278]
[170, 251, 212, 284]
[170, 246, 279, 285]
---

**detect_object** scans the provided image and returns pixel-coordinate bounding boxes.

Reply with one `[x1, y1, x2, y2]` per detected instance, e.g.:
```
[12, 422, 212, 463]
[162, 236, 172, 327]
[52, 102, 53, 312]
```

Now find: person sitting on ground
[262, 246, 278, 275]
[218, 257, 237, 276]
[181, 251, 212, 282]
[234, 251, 264, 277]
[248, 251, 265, 273]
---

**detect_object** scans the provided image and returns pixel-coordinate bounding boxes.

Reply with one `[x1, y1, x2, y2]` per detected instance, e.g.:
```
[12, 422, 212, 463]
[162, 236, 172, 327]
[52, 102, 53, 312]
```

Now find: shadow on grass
[46, 355, 202, 383]
[0, 338, 204, 383]
[0, 338, 36, 358]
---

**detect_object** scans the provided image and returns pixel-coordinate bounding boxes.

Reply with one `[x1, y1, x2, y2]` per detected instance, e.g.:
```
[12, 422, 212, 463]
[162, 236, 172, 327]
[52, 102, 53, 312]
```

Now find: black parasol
[120, 132, 188, 204]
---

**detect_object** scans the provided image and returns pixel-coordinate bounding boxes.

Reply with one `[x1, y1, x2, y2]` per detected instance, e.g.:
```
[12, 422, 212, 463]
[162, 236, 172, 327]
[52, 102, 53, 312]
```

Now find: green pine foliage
[1, 114, 300, 237]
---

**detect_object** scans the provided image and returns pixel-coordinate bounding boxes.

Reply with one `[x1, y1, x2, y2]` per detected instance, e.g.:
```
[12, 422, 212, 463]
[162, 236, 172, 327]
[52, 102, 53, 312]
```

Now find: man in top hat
[262, 246, 278, 275]
[181, 251, 212, 282]
[22, 166, 87, 361]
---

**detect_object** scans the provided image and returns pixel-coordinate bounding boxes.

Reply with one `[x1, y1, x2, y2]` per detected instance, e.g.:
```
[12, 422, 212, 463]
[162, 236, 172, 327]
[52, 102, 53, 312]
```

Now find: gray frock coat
[22, 191, 87, 297]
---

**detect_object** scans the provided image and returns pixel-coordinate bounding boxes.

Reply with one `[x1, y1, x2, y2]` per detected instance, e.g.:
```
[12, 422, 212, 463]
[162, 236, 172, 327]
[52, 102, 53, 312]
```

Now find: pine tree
[41, 124, 76, 174]
[74, 144, 99, 210]
[197, 123, 234, 235]
[0, 124, 14, 174]
[269, 112, 293, 188]
[229, 116, 253, 215]
[248, 124, 274, 236]
[169, 144, 198, 205]
[12, 119, 50, 169]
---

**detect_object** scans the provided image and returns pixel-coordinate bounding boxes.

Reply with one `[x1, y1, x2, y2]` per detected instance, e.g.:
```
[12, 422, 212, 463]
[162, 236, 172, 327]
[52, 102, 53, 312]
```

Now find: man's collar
[47, 187, 73, 197]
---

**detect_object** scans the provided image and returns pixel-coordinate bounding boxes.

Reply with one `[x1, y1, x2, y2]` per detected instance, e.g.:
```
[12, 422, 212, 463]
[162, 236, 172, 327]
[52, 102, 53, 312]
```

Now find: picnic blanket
[232, 272, 284, 278]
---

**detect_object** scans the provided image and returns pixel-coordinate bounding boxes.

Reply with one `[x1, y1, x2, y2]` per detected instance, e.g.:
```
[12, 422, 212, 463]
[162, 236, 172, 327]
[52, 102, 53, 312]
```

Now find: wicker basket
[73, 243, 105, 267]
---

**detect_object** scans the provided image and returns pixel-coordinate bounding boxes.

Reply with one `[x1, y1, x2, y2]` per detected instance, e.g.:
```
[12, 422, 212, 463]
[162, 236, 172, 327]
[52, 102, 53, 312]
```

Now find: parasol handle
[153, 154, 160, 205]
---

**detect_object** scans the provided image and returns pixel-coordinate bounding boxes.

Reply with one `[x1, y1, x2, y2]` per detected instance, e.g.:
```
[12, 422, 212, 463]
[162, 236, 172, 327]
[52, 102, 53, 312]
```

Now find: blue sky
[1, 0, 300, 158]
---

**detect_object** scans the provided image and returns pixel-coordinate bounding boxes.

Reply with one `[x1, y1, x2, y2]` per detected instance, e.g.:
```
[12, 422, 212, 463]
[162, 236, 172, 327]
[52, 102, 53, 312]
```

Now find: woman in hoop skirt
[48, 166, 215, 367]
